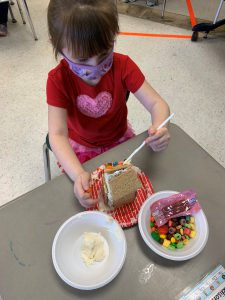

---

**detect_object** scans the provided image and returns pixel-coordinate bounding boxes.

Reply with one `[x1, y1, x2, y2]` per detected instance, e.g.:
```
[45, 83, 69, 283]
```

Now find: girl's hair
[47, 0, 119, 59]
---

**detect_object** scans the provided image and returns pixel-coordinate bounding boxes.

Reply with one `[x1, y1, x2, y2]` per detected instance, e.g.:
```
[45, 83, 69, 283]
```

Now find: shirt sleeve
[46, 70, 70, 109]
[122, 56, 145, 93]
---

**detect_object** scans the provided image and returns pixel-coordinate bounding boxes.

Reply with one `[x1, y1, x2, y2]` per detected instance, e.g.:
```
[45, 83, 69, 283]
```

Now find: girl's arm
[48, 105, 97, 207]
[134, 80, 171, 151]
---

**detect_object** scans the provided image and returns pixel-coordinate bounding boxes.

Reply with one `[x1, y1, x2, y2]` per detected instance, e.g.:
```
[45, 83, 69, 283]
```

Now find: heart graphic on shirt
[77, 92, 112, 118]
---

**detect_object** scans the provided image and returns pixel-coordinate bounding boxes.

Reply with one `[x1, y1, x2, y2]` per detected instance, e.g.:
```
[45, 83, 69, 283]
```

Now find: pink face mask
[63, 51, 113, 81]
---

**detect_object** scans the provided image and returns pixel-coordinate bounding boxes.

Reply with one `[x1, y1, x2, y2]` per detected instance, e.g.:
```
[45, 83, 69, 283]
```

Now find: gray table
[1, 124, 225, 300]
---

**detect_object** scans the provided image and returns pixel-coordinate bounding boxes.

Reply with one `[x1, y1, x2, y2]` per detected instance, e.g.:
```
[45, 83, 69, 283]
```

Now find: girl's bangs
[65, 11, 117, 58]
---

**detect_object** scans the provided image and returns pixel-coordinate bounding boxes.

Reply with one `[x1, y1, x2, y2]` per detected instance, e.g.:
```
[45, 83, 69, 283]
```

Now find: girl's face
[62, 47, 113, 86]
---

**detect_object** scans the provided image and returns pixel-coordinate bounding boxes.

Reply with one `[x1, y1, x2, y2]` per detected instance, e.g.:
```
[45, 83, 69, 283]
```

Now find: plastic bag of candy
[150, 190, 202, 227]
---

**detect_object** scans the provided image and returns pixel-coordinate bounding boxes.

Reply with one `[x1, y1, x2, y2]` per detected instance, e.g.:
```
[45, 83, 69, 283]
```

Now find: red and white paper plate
[87, 166, 154, 228]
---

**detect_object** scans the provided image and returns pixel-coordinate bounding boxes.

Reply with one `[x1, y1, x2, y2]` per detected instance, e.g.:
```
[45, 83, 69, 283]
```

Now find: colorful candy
[149, 215, 196, 250]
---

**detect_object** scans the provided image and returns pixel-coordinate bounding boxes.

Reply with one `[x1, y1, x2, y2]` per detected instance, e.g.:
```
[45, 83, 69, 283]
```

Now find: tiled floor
[0, 0, 225, 206]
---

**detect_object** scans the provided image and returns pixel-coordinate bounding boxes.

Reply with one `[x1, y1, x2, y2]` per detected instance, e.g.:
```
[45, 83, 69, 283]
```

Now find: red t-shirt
[46, 52, 145, 148]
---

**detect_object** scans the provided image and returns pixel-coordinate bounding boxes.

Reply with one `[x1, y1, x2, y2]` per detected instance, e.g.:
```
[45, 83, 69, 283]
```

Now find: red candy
[183, 228, 191, 236]
[150, 216, 155, 222]
[158, 225, 169, 235]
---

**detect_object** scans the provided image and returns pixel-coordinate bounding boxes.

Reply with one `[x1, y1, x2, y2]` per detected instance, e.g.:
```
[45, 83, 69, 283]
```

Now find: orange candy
[150, 216, 155, 222]
[86, 187, 92, 194]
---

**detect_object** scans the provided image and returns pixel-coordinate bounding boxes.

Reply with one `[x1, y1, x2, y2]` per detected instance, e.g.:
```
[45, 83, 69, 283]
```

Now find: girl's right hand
[74, 171, 98, 208]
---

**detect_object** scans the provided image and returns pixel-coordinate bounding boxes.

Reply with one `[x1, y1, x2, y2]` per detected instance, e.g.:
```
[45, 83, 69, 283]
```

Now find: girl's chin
[84, 77, 102, 86]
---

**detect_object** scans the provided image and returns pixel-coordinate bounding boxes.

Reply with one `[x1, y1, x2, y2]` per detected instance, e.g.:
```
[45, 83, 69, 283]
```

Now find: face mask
[63, 51, 113, 81]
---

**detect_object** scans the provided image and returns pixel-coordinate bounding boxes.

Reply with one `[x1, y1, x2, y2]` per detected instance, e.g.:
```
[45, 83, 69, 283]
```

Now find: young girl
[47, 0, 170, 208]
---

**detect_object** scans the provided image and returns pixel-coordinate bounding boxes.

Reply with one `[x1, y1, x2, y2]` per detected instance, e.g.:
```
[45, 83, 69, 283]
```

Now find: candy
[150, 222, 154, 228]
[167, 234, 173, 240]
[112, 161, 118, 166]
[163, 239, 171, 248]
[174, 233, 181, 240]
[185, 224, 192, 229]
[85, 187, 92, 194]
[160, 234, 166, 239]
[190, 230, 196, 238]
[177, 242, 184, 249]
[169, 227, 176, 234]
[149, 214, 196, 251]
[190, 217, 195, 224]
[106, 165, 113, 169]
[180, 218, 186, 225]
[183, 239, 189, 245]
[183, 228, 191, 236]
[151, 231, 160, 242]
[150, 216, 155, 222]
[168, 244, 176, 250]
[159, 238, 164, 245]
[158, 225, 169, 235]
[171, 237, 176, 243]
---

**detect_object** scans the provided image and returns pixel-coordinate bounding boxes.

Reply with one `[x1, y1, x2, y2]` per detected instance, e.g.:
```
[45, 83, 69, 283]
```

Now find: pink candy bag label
[150, 190, 202, 227]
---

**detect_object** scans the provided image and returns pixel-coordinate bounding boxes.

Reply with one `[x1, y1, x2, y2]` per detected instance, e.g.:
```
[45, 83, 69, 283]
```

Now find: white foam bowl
[52, 211, 127, 290]
[138, 191, 209, 261]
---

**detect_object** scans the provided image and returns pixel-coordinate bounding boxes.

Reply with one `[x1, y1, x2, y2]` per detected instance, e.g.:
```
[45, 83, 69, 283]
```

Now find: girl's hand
[145, 126, 170, 152]
[74, 171, 98, 208]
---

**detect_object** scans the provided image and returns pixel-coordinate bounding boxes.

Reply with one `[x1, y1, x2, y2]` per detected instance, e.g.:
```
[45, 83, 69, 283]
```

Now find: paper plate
[138, 191, 209, 261]
[88, 166, 154, 228]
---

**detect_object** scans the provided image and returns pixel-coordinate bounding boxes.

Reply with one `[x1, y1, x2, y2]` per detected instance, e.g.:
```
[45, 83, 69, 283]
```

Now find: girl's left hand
[145, 126, 170, 152]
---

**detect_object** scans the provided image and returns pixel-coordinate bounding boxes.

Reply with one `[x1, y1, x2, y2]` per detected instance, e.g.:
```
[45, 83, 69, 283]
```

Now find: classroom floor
[0, 0, 225, 207]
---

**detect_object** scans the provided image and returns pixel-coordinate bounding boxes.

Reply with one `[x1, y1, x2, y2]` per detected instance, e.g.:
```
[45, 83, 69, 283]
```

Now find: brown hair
[47, 0, 119, 59]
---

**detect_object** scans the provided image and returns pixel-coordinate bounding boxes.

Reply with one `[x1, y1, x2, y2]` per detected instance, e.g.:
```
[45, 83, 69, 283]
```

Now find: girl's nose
[90, 56, 99, 66]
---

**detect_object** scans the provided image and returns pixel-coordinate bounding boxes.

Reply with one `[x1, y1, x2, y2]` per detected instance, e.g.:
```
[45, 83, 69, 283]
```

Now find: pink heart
[77, 92, 112, 118]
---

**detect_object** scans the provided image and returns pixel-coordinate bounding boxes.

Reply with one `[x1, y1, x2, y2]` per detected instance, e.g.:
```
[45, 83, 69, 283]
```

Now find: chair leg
[162, 0, 167, 18]
[20, 0, 38, 40]
[8, 5, 17, 23]
[43, 142, 51, 182]
[213, 0, 224, 24]
[16, 0, 26, 24]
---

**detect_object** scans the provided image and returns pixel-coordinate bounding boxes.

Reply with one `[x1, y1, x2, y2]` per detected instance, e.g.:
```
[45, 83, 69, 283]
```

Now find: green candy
[186, 216, 190, 221]
[150, 221, 154, 228]
[185, 235, 190, 240]
[177, 242, 184, 249]
[151, 231, 160, 242]
[174, 233, 181, 240]
[185, 224, 191, 228]
[168, 245, 176, 250]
